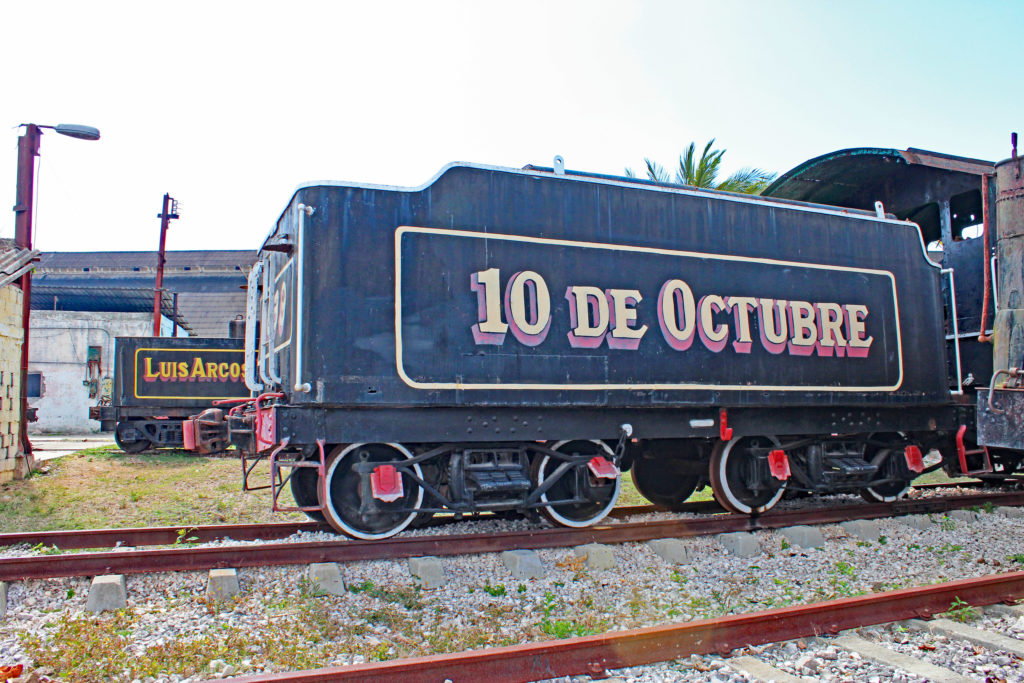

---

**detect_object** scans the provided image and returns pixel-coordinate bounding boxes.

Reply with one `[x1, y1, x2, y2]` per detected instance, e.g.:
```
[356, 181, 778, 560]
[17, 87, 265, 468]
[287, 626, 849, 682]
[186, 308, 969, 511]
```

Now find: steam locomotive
[185, 140, 1024, 539]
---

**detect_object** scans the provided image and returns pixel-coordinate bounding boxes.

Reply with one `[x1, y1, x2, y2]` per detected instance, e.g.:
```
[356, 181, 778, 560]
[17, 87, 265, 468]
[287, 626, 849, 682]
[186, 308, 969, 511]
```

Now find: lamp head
[53, 124, 100, 141]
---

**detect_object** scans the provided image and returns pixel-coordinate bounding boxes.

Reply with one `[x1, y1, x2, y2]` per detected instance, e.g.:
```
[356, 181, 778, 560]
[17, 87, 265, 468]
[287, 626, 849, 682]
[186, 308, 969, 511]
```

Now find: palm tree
[626, 139, 776, 195]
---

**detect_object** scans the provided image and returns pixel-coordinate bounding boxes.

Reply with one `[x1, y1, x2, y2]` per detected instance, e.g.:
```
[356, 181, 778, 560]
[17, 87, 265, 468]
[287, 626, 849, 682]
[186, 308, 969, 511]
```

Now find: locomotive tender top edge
[266, 161, 941, 269]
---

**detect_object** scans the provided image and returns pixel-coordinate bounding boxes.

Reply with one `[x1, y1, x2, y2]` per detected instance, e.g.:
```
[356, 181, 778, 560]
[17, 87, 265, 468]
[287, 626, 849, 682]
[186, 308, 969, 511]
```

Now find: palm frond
[716, 167, 778, 195]
[644, 158, 671, 185]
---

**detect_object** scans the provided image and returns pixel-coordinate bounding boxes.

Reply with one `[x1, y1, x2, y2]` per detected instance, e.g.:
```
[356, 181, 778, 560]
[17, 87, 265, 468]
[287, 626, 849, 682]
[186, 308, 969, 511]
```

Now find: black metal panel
[269, 165, 947, 421]
[113, 337, 247, 409]
[271, 404, 961, 445]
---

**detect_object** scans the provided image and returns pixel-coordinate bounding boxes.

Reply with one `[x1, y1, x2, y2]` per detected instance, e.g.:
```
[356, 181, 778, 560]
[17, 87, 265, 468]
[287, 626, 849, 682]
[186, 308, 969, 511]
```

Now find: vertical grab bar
[258, 259, 274, 387]
[942, 267, 963, 395]
[991, 255, 999, 313]
[293, 203, 314, 393]
[244, 260, 264, 393]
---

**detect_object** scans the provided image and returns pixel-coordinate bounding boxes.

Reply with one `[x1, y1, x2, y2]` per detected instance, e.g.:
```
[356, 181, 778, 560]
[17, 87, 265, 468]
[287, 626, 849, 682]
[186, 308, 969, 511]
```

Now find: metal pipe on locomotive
[185, 143, 1024, 540]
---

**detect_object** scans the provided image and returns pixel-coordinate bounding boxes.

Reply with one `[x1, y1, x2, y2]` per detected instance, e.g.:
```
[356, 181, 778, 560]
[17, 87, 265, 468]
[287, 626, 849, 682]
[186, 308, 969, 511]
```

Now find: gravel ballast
[2, 488, 1024, 681]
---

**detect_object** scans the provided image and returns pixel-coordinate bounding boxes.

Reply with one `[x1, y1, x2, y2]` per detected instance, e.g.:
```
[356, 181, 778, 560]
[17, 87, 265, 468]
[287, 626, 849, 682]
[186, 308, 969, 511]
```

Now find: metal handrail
[941, 267, 963, 395]
[243, 260, 264, 392]
[292, 204, 314, 393]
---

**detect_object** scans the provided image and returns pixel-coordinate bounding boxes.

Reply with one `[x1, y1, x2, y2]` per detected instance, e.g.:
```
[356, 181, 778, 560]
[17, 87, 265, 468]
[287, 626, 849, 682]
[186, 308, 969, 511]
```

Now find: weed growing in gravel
[482, 582, 507, 597]
[18, 600, 351, 682]
[347, 580, 423, 610]
[780, 538, 791, 550]
[941, 597, 979, 623]
[938, 516, 956, 531]
[982, 501, 996, 514]
[1007, 553, 1024, 564]
[537, 591, 606, 639]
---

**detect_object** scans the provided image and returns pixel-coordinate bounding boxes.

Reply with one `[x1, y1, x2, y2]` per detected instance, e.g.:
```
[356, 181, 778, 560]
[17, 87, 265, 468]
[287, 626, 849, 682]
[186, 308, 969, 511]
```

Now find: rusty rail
[222, 570, 1024, 682]
[2, 491, 1021, 582]
[0, 504, 676, 552]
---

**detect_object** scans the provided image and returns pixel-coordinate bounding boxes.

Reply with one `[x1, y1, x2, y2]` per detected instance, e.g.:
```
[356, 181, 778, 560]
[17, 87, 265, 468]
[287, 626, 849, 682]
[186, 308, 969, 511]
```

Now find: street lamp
[12, 122, 100, 472]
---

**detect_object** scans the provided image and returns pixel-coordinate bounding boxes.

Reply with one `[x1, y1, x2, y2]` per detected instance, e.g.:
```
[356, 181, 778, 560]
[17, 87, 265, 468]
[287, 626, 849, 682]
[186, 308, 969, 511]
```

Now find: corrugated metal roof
[31, 285, 192, 332]
[37, 250, 256, 271]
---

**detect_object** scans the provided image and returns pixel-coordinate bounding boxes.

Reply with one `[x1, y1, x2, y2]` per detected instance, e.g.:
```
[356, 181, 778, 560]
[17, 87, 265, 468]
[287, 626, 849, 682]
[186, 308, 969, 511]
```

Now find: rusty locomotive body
[185, 144, 1024, 539]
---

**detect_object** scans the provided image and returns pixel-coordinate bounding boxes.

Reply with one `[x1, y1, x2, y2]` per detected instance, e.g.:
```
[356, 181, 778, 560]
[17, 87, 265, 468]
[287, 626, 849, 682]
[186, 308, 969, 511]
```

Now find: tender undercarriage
[187, 404, 1023, 540]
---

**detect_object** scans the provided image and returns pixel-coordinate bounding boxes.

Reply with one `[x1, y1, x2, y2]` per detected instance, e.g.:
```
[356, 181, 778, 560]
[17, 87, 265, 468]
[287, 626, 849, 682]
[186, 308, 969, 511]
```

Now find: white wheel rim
[716, 437, 786, 515]
[538, 440, 621, 528]
[323, 442, 424, 540]
[864, 447, 909, 503]
[864, 485, 909, 503]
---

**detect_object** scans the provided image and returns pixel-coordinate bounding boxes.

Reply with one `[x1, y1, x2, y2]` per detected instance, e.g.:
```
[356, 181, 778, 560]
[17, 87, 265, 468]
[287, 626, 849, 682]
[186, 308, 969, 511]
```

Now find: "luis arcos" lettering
[470, 268, 873, 358]
[142, 356, 246, 382]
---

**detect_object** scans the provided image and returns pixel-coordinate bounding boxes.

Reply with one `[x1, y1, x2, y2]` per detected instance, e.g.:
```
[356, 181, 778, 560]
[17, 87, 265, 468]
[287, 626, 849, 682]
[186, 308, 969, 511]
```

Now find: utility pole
[13, 125, 41, 461]
[10, 122, 99, 473]
[153, 193, 179, 336]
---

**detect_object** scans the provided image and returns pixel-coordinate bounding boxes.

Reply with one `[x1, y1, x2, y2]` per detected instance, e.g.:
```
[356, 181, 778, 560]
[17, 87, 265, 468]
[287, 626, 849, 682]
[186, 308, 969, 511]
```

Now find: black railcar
[187, 159, 993, 539]
[92, 336, 247, 452]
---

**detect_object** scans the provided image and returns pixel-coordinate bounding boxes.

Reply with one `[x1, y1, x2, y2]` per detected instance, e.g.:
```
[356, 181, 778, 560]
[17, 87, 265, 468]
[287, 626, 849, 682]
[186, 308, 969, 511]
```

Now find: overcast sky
[2, 0, 1021, 253]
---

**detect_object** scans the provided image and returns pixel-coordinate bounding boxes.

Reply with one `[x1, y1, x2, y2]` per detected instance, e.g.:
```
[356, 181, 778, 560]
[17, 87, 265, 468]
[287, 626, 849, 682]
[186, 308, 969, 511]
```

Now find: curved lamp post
[12, 123, 100, 470]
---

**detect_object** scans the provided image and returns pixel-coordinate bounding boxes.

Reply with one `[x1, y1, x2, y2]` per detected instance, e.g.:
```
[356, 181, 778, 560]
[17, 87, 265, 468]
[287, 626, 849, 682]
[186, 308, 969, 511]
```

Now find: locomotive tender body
[258, 164, 949, 438]
[189, 161, 977, 538]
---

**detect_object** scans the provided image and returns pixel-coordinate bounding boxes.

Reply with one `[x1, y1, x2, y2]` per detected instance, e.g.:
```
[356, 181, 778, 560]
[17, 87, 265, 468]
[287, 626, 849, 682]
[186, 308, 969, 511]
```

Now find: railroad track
[2, 489, 1022, 582]
[215, 569, 1024, 682]
[0, 481, 995, 552]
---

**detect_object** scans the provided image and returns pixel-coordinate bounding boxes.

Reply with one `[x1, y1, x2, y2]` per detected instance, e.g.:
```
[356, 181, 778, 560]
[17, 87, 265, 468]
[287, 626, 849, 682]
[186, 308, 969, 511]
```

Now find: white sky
[2, 0, 1021, 253]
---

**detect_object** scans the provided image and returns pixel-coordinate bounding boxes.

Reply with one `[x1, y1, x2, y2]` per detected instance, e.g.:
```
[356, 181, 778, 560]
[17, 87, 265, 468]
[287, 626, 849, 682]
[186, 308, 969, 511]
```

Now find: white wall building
[29, 309, 184, 434]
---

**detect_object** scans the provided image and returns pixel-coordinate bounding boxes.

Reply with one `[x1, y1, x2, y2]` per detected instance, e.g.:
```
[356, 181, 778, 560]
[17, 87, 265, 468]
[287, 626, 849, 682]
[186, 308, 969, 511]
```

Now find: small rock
[574, 544, 617, 571]
[716, 532, 760, 558]
[501, 549, 545, 579]
[778, 525, 824, 549]
[408, 556, 447, 589]
[206, 569, 240, 601]
[896, 514, 933, 530]
[948, 509, 978, 523]
[646, 538, 691, 564]
[86, 574, 127, 613]
[839, 519, 881, 542]
[221, 664, 236, 676]
[307, 563, 346, 596]
[208, 660, 226, 673]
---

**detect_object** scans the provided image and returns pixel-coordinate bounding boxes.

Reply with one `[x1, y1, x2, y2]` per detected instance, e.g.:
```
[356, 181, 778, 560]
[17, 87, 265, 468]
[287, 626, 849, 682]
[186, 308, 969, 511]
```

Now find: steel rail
[2, 491, 1022, 582]
[221, 570, 1024, 682]
[0, 482, 996, 552]
[0, 504, 675, 552]
[0, 482, 990, 552]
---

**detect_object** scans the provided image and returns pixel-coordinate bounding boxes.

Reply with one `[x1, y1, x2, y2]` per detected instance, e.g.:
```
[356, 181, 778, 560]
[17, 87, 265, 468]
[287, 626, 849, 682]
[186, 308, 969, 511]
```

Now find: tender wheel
[115, 423, 151, 454]
[860, 447, 912, 503]
[532, 440, 621, 528]
[710, 436, 786, 515]
[322, 443, 424, 540]
[630, 442, 701, 510]
[288, 466, 326, 523]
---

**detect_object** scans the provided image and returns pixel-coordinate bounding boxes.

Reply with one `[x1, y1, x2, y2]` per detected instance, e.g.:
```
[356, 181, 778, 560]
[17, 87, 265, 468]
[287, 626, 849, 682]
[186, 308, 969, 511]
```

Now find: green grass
[0, 446, 303, 534]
